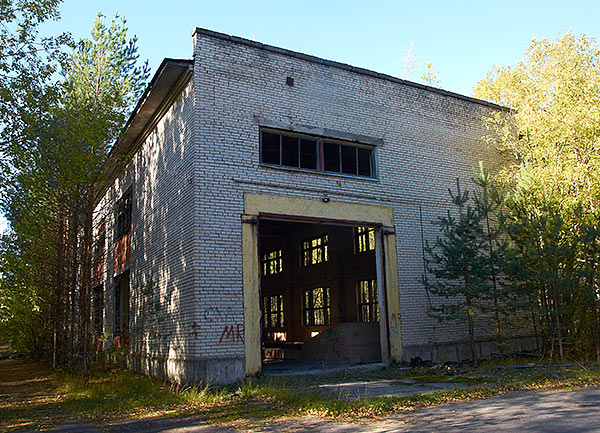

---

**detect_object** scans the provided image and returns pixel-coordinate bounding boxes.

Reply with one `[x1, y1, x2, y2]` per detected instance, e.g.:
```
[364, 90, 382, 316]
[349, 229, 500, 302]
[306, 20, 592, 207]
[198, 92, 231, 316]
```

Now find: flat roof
[98, 58, 193, 201]
[112, 58, 193, 157]
[192, 27, 508, 112]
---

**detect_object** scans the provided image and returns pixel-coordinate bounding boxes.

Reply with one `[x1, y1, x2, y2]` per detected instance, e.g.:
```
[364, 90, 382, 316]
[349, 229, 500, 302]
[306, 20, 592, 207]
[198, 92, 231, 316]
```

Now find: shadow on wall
[94, 83, 198, 382]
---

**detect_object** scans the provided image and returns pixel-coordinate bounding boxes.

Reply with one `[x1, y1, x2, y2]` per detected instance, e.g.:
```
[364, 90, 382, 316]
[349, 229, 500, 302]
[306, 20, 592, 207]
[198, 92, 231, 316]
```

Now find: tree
[0, 11, 149, 368]
[0, 0, 70, 155]
[472, 163, 509, 358]
[475, 32, 600, 361]
[474, 32, 600, 208]
[0, 0, 69, 360]
[423, 179, 489, 365]
[421, 61, 440, 87]
[50, 12, 149, 369]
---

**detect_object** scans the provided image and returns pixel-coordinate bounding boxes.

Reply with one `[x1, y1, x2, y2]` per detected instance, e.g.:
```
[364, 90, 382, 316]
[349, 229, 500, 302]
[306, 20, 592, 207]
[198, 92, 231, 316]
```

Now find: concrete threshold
[313, 378, 478, 400]
[262, 361, 388, 377]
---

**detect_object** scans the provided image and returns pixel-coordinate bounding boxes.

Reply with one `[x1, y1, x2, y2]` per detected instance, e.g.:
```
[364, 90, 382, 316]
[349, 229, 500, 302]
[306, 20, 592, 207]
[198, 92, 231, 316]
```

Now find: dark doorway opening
[259, 219, 382, 370]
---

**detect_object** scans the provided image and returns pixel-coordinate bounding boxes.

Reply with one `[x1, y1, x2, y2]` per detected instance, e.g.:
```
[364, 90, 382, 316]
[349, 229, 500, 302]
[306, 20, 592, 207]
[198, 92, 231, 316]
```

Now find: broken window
[93, 223, 106, 282]
[115, 188, 132, 241]
[355, 226, 376, 253]
[263, 294, 284, 328]
[303, 287, 331, 326]
[262, 249, 283, 275]
[301, 234, 329, 267]
[92, 285, 104, 333]
[261, 131, 280, 165]
[300, 138, 317, 169]
[114, 273, 130, 334]
[358, 279, 379, 322]
[260, 128, 374, 178]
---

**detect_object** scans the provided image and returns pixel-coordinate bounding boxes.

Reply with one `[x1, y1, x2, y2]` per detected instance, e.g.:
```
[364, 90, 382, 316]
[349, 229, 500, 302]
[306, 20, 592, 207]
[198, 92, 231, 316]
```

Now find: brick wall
[191, 29, 505, 361]
[94, 81, 197, 379]
[96, 28, 509, 382]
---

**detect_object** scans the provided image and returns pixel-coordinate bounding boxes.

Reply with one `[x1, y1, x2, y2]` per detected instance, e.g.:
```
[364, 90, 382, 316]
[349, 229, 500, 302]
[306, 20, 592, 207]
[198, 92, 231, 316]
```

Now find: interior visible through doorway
[258, 219, 382, 369]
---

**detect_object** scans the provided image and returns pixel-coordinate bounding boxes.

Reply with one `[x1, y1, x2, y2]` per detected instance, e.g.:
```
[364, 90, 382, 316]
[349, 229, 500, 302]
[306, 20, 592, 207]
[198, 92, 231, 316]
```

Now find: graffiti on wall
[198, 306, 244, 344]
[390, 313, 400, 339]
[219, 323, 244, 344]
[201, 306, 235, 323]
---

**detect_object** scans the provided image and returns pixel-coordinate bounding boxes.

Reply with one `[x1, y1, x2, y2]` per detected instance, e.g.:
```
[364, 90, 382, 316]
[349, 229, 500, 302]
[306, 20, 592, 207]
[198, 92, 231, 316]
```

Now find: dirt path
[0, 358, 58, 431]
[3, 359, 600, 432]
[36, 387, 600, 432]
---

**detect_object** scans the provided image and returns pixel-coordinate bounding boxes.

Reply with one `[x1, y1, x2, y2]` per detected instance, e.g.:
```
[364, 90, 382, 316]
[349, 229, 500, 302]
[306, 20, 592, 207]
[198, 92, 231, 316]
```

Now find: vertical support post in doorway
[375, 227, 390, 365]
[383, 226, 402, 362]
[242, 214, 261, 376]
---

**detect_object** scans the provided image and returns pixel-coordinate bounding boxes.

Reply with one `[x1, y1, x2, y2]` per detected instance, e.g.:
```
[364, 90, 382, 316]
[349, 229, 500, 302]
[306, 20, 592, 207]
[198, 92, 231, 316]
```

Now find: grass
[2, 359, 600, 431]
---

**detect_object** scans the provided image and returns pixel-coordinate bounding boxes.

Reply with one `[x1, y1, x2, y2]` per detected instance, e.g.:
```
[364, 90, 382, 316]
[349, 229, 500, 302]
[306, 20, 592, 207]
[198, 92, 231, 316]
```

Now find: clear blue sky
[1, 0, 599, 234]
[40, 0, 600, 96]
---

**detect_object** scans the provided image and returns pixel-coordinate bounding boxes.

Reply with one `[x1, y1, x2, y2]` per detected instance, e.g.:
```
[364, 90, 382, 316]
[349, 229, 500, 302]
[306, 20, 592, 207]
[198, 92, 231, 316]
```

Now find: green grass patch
[3, 361, 600, 431]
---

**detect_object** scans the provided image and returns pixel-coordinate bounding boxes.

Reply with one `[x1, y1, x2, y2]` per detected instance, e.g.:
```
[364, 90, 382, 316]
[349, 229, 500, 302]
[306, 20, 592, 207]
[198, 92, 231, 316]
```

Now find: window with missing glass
[355, 226, 375, 253]
[260, 129, 376, 178]
[262, 249, 283, 275]
[358, 279, 379, 322]
[114, 274, 130, 334]
[263, 294, 284, 328]
[115, 188, 132, 241]
[92, 285, 104, 333]
[303, 287, 330, 326]
[301, 234, 329, 267]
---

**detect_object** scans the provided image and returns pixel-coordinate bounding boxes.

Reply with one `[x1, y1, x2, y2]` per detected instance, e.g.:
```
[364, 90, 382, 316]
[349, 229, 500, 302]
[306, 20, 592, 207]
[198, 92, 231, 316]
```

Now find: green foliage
[0, 10, 149, 366]
[423, 179, 490, 363]
[475, 32, 600, 361]
[61, 13, 149, 173]
[0, 234, 47, 358]
[0, 1, 70, 162]
[421, 61, 440, 87]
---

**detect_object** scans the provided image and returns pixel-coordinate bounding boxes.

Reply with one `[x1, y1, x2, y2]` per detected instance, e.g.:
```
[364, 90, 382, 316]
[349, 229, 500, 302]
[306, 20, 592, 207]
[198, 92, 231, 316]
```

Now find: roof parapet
[191, 27, 508, 112]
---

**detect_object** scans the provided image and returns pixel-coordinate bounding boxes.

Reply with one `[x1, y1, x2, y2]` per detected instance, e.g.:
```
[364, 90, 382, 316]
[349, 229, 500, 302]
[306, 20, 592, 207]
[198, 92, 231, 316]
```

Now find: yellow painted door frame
[242, 193, 402, 376]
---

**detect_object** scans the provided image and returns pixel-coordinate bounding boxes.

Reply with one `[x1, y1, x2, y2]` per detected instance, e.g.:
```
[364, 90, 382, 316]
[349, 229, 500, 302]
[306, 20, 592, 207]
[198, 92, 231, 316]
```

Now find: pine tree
[472, 162, 508, 358]
[423, 179, 489, 365]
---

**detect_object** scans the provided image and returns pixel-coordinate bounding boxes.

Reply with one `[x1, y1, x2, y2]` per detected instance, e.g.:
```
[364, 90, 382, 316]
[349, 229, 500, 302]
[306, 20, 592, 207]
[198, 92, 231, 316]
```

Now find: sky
[1, 0, 600, 234]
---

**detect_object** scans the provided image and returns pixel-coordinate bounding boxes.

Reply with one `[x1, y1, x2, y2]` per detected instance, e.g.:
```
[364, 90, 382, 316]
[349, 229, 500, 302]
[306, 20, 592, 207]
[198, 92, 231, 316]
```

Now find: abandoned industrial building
[92, 28, 518, 384]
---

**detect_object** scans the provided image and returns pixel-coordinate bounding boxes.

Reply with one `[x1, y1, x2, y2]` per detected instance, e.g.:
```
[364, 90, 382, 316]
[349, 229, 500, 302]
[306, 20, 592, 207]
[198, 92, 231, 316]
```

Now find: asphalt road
[395, 387, 600, 433]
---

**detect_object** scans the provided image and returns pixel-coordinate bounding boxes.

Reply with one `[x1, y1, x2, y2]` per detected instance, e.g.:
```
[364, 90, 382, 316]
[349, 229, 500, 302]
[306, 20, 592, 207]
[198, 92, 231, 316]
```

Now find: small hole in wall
[286, 76, 294, 86]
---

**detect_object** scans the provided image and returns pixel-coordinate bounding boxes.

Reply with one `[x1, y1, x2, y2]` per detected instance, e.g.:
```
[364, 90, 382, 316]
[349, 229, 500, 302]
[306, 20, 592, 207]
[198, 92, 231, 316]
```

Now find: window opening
[261, 131, 280, 165]
[263, 294, 284, 328]
[281, 135, 299, 167]
[323, 141, 340, 173]
[341, 145, 357, 174]
[92, 285, 104, 333]
[300, 138, 317, 169]
[261, 129, 374, 178]
[302, 234, 329, 266]
[355, 226, 375, 253]
[262, 249, 283, 275]
[93, 223, 106, 282]
[115, 189, 132, 241]
[358, 279, 379, 322]
[303, 287, 330, 326]
[114, 275, 130, 334]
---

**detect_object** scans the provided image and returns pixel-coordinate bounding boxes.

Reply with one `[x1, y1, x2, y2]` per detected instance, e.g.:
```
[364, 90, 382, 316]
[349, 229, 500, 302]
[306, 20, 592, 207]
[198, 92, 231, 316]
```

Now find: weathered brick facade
[95, 28, 516, 384]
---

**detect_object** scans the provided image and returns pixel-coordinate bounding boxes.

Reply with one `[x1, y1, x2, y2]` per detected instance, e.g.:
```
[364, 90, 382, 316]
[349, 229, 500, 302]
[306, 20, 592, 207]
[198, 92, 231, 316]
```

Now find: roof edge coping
[191, 27, 508, 112]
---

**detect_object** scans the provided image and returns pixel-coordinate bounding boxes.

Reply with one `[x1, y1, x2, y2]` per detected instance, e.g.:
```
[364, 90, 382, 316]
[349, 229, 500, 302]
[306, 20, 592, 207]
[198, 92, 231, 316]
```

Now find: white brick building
[93, 28, 513, 384]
